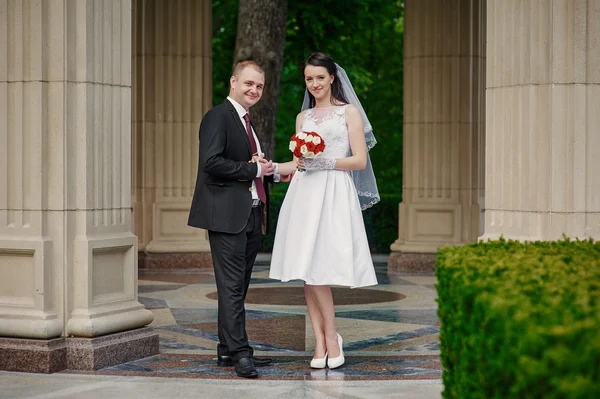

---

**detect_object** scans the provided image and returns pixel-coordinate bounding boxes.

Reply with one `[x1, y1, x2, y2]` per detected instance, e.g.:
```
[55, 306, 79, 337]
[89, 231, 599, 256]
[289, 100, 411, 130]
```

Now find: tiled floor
[88, 256, 441, 381]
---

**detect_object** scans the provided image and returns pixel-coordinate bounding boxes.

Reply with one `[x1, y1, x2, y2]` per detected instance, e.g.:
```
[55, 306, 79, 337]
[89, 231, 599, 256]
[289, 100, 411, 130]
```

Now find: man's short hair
[232, 60, 264, 78]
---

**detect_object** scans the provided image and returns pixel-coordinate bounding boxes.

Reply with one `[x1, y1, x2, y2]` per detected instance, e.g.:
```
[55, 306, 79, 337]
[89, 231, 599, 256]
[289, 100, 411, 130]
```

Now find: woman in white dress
[269, 53, 380, 369]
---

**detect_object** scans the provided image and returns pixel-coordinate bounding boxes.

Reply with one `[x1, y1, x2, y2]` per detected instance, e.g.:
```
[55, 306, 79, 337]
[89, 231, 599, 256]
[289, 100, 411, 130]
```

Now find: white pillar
[390, 0, 486, 264]
[482, 0, 600, 241]
[0, 0, 156, 372]
[132, 0, 212, 256]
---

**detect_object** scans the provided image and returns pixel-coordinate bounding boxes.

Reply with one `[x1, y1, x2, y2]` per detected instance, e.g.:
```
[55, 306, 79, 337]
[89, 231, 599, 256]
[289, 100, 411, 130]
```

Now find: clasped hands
[251, 153, 293, 182]
[251, 153, 275, 177]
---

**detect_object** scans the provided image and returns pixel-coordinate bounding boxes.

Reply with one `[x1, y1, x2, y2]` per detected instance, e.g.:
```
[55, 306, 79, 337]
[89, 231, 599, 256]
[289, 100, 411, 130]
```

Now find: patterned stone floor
[81, 255, 440, 381]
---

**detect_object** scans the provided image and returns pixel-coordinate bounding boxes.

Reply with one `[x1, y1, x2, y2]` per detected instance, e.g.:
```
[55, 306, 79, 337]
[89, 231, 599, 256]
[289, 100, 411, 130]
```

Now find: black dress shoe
[217, 355, 234, 367]
[252, 357, 273, 367]
[218, 355, 272, 367]
[234, 357, 258, 378]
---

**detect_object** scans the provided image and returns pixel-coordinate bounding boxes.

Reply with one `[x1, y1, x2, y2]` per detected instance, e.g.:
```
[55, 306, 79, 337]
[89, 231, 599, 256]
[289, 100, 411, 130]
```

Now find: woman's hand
[279, 171, 295, 182]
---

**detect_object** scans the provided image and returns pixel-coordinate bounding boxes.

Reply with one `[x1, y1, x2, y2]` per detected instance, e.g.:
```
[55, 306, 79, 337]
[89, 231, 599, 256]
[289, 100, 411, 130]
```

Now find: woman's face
[304, 65, 334, 102]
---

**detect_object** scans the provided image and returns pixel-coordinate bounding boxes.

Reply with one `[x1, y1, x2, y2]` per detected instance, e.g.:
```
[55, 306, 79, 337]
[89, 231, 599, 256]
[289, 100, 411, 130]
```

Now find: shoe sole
[236, 372, 258, 378]
[217, 360, 234, 367]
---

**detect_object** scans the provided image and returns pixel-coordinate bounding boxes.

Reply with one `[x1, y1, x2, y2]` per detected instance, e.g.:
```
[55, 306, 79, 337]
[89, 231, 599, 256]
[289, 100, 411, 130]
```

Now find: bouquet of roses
[289, 131, 326, 171]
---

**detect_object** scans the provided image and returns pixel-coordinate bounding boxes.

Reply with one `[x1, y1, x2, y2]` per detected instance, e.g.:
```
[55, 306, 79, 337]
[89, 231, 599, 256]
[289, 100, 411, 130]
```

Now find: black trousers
[208, 206, 262, 362]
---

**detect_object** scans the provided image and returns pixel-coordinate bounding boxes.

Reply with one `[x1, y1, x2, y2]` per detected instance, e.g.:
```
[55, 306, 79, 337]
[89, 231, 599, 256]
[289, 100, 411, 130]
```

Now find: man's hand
[249, 153, 274, 177]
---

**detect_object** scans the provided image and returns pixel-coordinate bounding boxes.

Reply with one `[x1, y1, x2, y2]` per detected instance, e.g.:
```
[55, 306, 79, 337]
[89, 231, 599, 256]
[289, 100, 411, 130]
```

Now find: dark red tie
[243, 113, 266, 204]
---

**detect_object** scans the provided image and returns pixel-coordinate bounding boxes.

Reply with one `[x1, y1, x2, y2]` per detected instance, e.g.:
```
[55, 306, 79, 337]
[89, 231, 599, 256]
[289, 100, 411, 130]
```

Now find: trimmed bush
[436, 238, 600, 399]
[261, 188, 400, 254]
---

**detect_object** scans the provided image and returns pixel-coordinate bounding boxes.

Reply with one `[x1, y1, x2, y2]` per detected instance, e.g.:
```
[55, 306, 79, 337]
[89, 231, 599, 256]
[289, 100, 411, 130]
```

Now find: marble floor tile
[156, 329, 217, 351]
[0, 371, 444, 399]
[368, 333, 440, 351]
[148, 308, 177, 327]
[397, 276, 438, 286]
[60, 261, 443, 381]
[336, 308, 439, 325]
[138, 296, 169, 309]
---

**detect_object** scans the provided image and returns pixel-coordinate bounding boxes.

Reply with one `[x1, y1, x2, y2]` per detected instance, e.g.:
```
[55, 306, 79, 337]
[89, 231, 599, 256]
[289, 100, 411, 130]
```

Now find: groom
[188, 60, 281, 378]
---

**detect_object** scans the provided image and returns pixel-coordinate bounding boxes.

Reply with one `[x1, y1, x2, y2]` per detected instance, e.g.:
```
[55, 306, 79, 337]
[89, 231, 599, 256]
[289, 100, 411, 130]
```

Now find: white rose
[300, 144, 308, 155]
[312, 136, 321, 145]
[305, 134, 314, 143]
[305, 151, 315, 158]
[289, 141, 297, 151]
[297, 132, 307, 140]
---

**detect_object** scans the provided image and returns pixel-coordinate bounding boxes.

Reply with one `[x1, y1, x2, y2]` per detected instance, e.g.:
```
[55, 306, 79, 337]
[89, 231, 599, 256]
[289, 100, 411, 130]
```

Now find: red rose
[306, 142, 316, 152]
[289, 133, 303, 158]
[316, 141, 326, 153]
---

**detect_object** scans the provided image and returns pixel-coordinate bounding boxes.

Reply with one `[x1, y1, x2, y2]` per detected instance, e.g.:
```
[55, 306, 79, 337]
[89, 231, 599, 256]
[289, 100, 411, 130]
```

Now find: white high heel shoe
[327, 334, 345, 369]
[310, 352, 328, 369]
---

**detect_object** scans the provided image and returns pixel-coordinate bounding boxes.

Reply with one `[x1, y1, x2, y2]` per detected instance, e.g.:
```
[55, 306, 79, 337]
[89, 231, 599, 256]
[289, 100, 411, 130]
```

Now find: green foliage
[261, 184, 399, 253]
[361, 193, 401, 253]
[212, 1, 239, 102]
[435, 238, 600, 399]
[212, 0, 404, 195]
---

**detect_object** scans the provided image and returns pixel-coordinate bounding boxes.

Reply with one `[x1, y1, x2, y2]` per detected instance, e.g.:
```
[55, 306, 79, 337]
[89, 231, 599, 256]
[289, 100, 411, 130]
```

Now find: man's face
[230, 67, 265, 110]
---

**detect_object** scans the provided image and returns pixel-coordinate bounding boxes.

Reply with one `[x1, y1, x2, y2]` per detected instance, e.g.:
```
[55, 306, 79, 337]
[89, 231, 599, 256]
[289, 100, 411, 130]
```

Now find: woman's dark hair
[304, 52, 349, 108]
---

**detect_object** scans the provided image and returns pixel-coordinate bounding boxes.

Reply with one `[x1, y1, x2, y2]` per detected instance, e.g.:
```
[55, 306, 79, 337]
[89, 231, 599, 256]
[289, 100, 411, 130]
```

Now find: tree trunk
[234, 0, 288, 159]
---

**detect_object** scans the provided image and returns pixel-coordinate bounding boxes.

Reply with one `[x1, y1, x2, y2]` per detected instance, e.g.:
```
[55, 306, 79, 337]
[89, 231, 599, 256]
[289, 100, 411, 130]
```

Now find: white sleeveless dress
[269, 105, 378, 288]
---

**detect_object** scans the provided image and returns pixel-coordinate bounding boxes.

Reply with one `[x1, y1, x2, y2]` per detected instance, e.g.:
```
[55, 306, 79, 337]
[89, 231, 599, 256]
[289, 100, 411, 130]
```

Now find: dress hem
[268, 276, 378, 289]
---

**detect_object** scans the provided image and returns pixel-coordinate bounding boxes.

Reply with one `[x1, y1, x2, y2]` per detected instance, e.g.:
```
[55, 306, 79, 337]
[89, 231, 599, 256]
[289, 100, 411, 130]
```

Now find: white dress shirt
[227, 96, 279, 201]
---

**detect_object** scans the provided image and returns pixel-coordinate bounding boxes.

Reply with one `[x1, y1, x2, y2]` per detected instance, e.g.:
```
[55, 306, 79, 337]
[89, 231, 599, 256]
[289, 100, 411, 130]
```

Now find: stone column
[132, 0, 212, 267]
[390, 0, 486, 268]
[482, 0, 600, 241]
[0, 0, 156, 373]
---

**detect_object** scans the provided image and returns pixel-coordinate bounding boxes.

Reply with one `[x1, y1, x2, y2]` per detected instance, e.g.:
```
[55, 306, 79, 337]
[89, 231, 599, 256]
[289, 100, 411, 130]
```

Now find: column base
[0, 337, 67, 373]
[144, 201, 211, 254]
[0, 327, 159, 373]
[388, 252, 437, 273]
[67, 326, 159, 370]
[138, 251, 213, 269]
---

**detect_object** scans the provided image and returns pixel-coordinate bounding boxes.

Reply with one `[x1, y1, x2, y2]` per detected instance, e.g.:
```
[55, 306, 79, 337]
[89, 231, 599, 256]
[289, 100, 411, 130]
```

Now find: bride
[270, 52, 380, 369]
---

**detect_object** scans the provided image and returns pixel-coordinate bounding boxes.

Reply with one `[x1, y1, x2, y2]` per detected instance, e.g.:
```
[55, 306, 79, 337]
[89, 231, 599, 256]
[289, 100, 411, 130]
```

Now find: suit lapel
[225, 99, 252, 154]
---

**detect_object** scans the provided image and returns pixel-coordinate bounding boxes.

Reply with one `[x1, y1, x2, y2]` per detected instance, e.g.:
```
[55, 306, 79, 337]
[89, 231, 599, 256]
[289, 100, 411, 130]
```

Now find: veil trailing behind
[301, 64, 380, 210]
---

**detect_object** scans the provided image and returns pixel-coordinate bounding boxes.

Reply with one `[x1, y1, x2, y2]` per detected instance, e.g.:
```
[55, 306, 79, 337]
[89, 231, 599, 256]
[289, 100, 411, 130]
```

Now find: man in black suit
[188, 60, 279, 378]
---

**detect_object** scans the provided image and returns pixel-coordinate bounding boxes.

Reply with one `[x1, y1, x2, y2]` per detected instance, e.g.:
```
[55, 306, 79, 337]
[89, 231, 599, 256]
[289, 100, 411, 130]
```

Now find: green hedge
[436, 238, 600, 399]
[261, 188, 400, 254]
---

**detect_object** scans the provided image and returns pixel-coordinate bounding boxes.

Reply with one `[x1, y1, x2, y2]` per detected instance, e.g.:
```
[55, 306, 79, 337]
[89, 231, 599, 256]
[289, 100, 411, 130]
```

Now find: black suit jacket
[188, 99, 270, 234]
